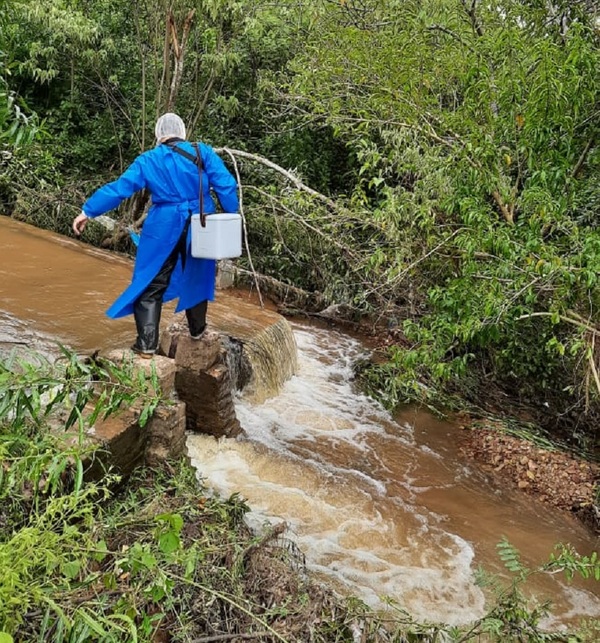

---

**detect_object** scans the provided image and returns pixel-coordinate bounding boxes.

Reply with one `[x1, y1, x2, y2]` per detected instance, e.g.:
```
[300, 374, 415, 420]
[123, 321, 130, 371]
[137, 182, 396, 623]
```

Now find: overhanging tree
[260, 0, 600, 431]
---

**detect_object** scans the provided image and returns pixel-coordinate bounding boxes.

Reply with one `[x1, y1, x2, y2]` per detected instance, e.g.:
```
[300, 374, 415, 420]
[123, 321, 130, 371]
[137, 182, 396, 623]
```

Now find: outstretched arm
[83, 157, 147, 217]
[73, 157, 147, 236]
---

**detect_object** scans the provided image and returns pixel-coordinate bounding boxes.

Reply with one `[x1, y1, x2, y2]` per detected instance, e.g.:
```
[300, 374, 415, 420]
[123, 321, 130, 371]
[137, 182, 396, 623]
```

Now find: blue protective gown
[82, 142, 239, 319]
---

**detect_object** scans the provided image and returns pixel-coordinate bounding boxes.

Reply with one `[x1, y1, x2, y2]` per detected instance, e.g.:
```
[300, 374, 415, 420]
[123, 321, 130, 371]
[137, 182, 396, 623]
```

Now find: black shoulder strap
[163, 139, 205, 226]
[165, 140, 202, 169]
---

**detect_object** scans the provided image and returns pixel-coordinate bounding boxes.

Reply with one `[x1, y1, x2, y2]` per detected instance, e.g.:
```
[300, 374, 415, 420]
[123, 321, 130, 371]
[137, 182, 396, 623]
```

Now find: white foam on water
[188, 432, 486, 625]
[538, 583, 600, 631]
[187, 322, 600, 628]
[188, 322, 488, 624]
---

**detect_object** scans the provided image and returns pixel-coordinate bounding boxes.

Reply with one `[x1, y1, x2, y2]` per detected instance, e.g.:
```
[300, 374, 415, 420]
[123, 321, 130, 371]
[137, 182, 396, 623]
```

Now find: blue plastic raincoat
[82, 142, 239, 319]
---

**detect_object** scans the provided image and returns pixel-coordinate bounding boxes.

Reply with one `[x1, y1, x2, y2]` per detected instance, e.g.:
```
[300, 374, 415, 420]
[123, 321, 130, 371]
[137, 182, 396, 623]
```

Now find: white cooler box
[190, 213, 242, 260]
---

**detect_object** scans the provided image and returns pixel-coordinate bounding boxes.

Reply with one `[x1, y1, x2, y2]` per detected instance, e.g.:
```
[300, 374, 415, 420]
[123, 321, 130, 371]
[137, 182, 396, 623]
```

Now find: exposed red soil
[361, 322, 600, 537]
[459, 419, 599, 535]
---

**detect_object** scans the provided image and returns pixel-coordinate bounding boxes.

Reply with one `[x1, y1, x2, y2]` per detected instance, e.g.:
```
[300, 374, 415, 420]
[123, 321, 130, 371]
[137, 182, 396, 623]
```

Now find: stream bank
[230, 265, 600, 539]
[361, 331, 600, 538]
[246, 296, 600, 540]
[459, 419, 599, 536]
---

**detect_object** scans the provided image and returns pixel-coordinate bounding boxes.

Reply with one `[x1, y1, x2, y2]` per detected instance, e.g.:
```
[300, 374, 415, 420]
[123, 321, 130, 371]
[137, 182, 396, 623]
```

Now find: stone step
[74, 300, 297, 479]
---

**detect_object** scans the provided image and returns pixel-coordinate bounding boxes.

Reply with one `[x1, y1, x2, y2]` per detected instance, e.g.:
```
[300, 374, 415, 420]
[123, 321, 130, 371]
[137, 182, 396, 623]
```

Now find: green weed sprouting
[0, 344, 161, 430]
[0, 346, 161, 639]
[466, 538, 600, 642]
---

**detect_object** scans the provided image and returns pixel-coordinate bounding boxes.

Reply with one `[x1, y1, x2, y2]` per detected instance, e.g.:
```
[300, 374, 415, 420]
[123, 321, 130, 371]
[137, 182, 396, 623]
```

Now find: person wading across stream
[72, 113, 239, 358]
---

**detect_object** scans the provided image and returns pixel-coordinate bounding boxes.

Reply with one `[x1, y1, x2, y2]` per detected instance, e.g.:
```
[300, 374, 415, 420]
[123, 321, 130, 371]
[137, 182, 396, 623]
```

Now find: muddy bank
[459, 421, 599, 536]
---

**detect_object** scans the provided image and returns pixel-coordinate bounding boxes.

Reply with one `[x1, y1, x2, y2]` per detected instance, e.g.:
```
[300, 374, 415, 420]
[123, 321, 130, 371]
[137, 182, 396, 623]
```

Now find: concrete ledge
[50, 297, 297, 481]
[66, 351, 187, 480]
[104, 349, 177, 397]
[160, 321, 243, 439]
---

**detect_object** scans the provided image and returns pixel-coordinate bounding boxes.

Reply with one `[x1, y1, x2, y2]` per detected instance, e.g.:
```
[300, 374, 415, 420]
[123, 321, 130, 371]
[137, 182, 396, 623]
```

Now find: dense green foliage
[279, 1, 600, 443]
[1, 1, 599, 441]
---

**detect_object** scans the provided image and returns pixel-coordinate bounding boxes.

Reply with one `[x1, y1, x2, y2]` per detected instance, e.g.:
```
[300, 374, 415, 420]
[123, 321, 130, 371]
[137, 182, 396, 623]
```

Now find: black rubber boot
[186, 300, 208, 339]
[133, 251, 178, 353]
[132, 298, 161, 355]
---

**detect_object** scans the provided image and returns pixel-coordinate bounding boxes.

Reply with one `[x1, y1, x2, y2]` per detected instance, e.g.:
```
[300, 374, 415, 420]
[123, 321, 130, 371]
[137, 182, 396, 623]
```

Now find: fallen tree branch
[516, 311, 600, 336]
[214, 147, 339, 211]
[249, 186, 361, 264]
[516, 310, 600, 398]
[589, 334, 600, 401]
[233, 266, 327, 311]
[388, 228, 464, 287]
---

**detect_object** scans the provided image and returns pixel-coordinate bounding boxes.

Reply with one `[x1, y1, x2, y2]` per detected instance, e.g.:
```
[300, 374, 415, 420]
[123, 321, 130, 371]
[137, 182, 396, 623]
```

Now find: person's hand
[73, 211, 88, 236]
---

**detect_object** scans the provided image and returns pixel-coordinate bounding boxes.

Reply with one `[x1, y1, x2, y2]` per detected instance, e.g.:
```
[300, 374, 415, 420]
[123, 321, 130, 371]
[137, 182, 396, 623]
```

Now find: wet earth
[459, 420, 599, 536]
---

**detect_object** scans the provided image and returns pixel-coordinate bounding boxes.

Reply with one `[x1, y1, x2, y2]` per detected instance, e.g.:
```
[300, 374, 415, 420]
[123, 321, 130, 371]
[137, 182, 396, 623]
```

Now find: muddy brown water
[1, 216, 598, 629]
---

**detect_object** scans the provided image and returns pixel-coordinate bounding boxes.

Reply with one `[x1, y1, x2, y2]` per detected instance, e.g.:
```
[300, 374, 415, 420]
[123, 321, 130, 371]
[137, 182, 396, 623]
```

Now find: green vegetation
[0, 350, 599, 641]
[279, 1, 600, 446]
[0, 1, 598, 638]
[1, 1, 598, 447]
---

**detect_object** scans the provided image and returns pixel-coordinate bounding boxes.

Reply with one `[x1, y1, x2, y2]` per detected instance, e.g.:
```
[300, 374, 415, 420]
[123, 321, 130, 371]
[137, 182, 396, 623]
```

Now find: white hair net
[155, 113, 186, 140]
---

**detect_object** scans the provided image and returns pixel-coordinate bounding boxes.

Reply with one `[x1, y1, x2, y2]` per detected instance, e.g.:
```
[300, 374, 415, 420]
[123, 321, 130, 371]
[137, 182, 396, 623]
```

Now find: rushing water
[187, 324, 600, 628]
[1, 216, 599, 629]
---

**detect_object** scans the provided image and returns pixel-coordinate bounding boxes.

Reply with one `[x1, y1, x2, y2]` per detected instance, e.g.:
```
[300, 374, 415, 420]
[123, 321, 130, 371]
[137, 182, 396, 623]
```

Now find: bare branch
[88, 76, 142, 151]
[157, 11, 172, 115]
[191, 633, 273, 643]
[460, 0, 484, 37]
[492, 190, 514, 225]
[168, 9, 196, 111]
[427, 24, 476, 53]
[389, 228, 464, 287]
[214, 148, 339, 211]
[516, 312, 600, 336]
[571, 137, 595, 179]
[589, 336, 600, 400]
[249, 186, 361, 264]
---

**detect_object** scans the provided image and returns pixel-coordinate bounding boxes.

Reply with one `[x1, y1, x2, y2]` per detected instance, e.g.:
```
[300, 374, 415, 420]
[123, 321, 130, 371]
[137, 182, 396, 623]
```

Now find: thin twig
[192, 633, 273, 643]
[585, 334, 594, 412]
[390, 228, 463, 286]
[588, 334, 600, 398]
[571, 137, 594, 179]
[427, 24, 476, 53]
[250, 187, 361, 263]
[167, 572, 289, 643]
[88, 76, 142, 151]
[494, 276, 542, 324]
[516, 312, 600, 336]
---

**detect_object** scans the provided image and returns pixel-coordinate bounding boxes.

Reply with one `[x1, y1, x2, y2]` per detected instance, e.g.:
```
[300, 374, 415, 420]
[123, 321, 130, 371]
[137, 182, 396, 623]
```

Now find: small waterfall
[239, 316, 298, 402]
[211, 300, 298, 402]
[188, 323, 600, 628]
